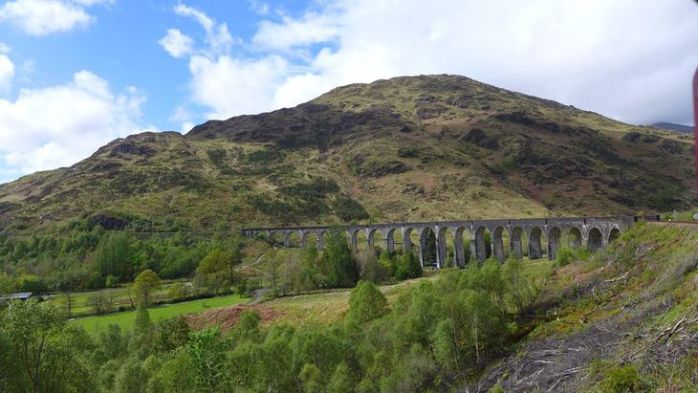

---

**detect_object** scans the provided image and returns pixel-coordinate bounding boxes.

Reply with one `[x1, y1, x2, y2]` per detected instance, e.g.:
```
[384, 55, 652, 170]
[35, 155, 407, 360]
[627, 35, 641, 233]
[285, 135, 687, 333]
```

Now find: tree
[196, 249, 234, 294]
[130, 302, 153, 358]
[95, 232, 132, 283]
[133, 269, 161, 307]
[0, 300, 97, 393]
[114, 358, 147, 393]
[395, 251, 422, 280]
[299, 363, 322, 393]
[357, 249, 388, 283]
[153, 317, 190, 354]
[346, 281, 389, 325]
[502, 257, 537, 312]
[188, 327, 227, 392]
[295, 245, 320, 293]
[327, 362, 354, 393]
[323, 228, 359, 288]
[62, 291, 75, 318]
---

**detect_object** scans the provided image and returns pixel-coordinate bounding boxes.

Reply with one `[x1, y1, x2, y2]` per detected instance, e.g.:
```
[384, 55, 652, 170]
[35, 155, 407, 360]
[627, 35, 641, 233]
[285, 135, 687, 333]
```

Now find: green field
[74, 294, 246, 333]
[46, 280, 190, 317]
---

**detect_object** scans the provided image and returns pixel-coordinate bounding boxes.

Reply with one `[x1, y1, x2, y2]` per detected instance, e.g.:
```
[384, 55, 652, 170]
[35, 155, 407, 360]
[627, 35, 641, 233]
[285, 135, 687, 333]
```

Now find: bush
[554, 246, 575, 266]
[599, 365, 652, 393]
[346, 281, 389, 324]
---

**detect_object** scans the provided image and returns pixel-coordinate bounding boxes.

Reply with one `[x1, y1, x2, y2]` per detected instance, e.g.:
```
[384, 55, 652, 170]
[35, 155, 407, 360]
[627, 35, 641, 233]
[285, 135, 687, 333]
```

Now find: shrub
[599, 365, 652, 393]
[554, 247, 575, 267]
[346, 281, 389, 324]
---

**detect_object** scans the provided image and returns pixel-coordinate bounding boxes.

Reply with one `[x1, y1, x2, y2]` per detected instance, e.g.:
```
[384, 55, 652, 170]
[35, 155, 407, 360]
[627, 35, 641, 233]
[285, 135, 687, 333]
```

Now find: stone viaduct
[242, 216, 645, 268]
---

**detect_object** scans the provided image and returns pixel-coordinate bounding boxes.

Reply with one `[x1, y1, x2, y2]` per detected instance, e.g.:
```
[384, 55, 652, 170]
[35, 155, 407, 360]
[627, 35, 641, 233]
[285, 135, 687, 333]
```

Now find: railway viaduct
[242, 216, 646, 268]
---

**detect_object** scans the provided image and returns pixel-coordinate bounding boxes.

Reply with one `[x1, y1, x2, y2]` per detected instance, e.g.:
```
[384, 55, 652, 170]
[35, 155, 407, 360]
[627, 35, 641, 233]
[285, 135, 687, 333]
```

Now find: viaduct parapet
[242, 216, 646, 268]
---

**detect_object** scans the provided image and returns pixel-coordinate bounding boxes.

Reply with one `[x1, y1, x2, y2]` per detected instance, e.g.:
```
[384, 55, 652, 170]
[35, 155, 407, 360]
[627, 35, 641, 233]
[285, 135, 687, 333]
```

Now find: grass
[263, 259, 552, 326]
[73, 293, 246, 333]
[264, 275, 438, 326]
[45, 280, 190, 317]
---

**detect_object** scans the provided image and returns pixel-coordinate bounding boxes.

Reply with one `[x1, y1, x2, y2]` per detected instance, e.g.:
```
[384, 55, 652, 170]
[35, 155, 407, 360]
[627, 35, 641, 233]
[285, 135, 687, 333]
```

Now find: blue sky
[0, 0, 696, 184]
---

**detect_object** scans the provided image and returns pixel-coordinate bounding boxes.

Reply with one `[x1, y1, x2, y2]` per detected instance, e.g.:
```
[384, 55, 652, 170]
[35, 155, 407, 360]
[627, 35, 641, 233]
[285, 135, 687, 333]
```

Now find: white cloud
[0, 53, 14, 92]
[188, 54, 288, 119]
[249, 0, 270, 16]
[0, 0, 109, 36]
[173, 4, 232, 55]
[159, 29, 194, 58]
[253, 13, 340, 52]
[0, 70, 148, 180]
[163, 0, 698, 126]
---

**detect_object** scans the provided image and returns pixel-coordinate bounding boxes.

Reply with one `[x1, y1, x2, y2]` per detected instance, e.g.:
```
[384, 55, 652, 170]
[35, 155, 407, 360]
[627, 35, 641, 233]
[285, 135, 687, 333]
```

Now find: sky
[0, 0, 696, 184]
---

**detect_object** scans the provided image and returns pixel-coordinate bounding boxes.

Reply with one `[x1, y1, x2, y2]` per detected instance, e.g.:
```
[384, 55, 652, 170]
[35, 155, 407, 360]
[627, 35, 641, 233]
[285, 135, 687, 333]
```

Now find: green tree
[114, 358, 147, 393]
[502, 257, 537, 312]
[0, 300, 97, 393]
[130, 302, 153, 358]
[299, 363, 323, 393]
[296, 245, 320, 293]
[134, 269, 162, 306]
[153, 317, 190, 354]
[95, 232, 132, 283]
[188, 327, 227, 392]
[323, 228, 358, 288]
[395, 251, 422, 280]
[347, 281, 389, 325]
[95, 324, 128, 362]
[196, 249, 234, 294]
[327, 362, 354, 393]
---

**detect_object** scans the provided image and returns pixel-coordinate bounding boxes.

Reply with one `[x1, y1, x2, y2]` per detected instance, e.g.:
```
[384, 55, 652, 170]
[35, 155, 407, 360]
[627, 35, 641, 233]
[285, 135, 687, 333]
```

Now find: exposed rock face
[88, 214, 129, 230]
[463, 128, 499, 150]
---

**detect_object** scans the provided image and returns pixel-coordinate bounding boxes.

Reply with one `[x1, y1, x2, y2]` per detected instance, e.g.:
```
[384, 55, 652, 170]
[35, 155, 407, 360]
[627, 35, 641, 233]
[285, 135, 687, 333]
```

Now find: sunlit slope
[0, 75, 693, 234]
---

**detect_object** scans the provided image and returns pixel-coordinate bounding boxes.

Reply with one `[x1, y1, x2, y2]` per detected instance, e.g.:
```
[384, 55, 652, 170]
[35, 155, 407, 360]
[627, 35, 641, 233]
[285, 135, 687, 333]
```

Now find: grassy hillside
[476, 222, 698, 391]
[0, 75, 693, 237]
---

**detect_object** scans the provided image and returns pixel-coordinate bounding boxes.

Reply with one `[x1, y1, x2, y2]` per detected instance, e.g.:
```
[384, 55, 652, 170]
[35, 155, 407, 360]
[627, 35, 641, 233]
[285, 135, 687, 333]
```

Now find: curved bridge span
[242, 216, 646, 268]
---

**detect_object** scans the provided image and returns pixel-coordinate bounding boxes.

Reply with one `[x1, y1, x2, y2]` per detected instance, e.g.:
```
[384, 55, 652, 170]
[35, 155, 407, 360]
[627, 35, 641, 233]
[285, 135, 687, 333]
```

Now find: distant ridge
[652, 122, 694, 133]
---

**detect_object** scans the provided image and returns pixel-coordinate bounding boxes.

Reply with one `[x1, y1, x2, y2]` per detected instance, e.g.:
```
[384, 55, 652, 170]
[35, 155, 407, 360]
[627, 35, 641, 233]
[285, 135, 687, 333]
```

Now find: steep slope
[0, 75, 694, 235]
[473, 223, 698, 392]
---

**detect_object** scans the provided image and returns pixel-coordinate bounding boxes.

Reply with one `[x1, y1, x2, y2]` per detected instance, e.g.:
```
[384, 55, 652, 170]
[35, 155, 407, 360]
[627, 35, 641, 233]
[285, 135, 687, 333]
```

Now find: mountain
[652, 122, 694, 134]
[0, 74, 694, 235]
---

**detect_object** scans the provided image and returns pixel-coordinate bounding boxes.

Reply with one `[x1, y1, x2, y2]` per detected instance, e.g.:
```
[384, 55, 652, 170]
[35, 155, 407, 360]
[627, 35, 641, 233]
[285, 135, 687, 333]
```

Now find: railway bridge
[242, 216, 647, 268]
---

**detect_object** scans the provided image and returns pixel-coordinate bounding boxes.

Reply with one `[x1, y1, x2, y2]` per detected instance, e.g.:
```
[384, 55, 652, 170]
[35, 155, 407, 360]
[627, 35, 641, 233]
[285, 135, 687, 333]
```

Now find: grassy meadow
[74, 293, 245, 333]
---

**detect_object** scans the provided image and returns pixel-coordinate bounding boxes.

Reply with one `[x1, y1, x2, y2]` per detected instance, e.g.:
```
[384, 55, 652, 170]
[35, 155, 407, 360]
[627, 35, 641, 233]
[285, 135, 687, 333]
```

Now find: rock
[88, 214, 129, 230]
[462, 128, 499, 150]
[109, 142, 155, 157]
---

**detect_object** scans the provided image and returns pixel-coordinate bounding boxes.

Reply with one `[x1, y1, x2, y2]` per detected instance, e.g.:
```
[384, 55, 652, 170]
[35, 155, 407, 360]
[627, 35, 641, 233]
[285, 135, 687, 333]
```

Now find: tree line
[0, 255, 543, 393]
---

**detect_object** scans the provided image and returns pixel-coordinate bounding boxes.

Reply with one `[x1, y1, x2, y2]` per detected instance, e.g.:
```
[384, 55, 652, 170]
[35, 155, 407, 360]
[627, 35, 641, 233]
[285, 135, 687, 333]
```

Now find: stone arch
[492, 226, 508, 262]
[528, 227, 544, 260]
[420, 227, 438, 268]
[286, 231, 302, 247]
[568, 227, 583, 249]
[510, 227, 525, 259]
[401, 227, 416, 255]
[608, 227, 621, 243]
[547, 227, 562, 260]
[269, 231, 285, 246]
[355, 230, 368, 252]
[588, 227, 603, 251]
[473, 226, 492, 262]
[302, 231, 319, 249]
